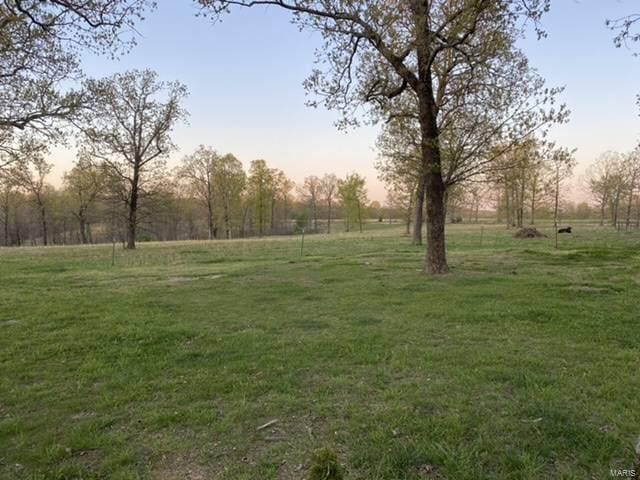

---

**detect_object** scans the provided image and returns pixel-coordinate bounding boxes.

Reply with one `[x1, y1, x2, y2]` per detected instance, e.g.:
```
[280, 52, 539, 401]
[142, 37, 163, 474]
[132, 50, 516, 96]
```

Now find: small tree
[320, 173, 338, 234]
[178, 145, 219, 240]
[6, 141, 52, 245]
[64, 153, 106, 244]
[338, 173, 367, 233]
[547, 147, 576, 247]
[299, 175, 321, 232]
[246, 159, 273, 236]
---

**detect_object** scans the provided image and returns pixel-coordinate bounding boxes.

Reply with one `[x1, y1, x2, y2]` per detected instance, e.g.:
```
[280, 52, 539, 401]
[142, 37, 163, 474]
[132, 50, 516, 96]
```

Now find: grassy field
[1, 223, 639, 479]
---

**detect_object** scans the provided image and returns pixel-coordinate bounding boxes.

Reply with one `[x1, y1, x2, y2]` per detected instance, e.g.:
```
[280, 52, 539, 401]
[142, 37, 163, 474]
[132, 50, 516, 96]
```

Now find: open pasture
[1, 224, 639, 479]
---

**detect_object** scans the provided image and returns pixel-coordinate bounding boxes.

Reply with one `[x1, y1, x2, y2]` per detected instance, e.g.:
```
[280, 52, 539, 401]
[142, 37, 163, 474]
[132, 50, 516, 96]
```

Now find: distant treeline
[1, 145, 629, 248]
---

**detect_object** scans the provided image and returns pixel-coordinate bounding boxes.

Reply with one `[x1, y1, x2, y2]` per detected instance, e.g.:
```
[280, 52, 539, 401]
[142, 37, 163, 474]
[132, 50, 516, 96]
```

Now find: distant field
[1, 223, 639, 479]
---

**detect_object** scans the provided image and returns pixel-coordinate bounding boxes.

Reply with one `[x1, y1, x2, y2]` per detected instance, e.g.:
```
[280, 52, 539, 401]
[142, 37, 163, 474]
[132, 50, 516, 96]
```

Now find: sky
[49, 0, 640, 202]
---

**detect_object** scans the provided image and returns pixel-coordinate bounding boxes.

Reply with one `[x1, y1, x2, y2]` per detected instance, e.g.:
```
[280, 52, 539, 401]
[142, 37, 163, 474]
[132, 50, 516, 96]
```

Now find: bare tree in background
[5, 140, 52, 245]
[215, 153, 246, 239]
[79, 69, 188, 249]
[623, 150, 640, 231]
[320, 173, 338, 234]
[63, 153, 106, 244]
[338, 173, 367, 233]
[299, 175, 321, 232]
[178, 145, 219, 240]
[547, 146, 576, 246]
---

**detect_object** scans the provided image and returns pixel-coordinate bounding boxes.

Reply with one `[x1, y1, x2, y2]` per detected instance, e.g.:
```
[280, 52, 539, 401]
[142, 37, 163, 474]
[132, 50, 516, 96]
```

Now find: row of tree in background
[0, 149, 373, 247]
[3, 138, 638, 248]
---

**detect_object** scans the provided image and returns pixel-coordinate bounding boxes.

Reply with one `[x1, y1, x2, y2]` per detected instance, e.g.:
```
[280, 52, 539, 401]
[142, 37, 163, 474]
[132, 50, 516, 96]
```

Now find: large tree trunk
[415, 20, 448, 274]
[413, 176, 425, 245]
[424, 171, 447, 274]
[126, 169, 140, 249]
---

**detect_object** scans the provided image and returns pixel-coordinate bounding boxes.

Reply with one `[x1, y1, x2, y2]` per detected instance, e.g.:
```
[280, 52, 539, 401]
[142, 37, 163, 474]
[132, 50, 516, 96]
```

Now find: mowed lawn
[1, 224, 639, 480]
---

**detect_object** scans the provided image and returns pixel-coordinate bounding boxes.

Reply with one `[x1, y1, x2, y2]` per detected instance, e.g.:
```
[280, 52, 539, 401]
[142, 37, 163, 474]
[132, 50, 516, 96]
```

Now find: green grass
[1, 223, 639, 479]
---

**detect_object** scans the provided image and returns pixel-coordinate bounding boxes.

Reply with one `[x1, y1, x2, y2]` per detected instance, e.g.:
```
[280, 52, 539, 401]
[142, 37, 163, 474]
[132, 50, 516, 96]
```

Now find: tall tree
[247, 159, 273, 236]
[198, 0, 562, 273]
[78, 69, 188, 249]
[214, 153, 246, 239]
[178, 145, 219, 240]
[270, 169, 294, 234]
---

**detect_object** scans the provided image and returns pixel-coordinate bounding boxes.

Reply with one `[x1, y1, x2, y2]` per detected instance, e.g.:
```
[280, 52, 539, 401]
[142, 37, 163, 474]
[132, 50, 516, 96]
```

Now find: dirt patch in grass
[513, 227, 547, 239]
[151, 454, 213, 480]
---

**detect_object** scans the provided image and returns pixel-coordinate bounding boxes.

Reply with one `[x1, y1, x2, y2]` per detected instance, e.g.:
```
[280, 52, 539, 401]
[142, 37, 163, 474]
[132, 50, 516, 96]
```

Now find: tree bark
[78, 214, 88, 244]
[415, 10, 448, 274]
[126, 168, 139, 249]
[413, 175, 425, 245]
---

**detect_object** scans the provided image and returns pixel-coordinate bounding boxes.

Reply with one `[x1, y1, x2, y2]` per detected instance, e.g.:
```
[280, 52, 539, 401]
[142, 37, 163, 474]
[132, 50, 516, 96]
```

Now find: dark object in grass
[309, 447, 344, 480]
[558, 226, 572, 234]
[513, 227, 547, 239]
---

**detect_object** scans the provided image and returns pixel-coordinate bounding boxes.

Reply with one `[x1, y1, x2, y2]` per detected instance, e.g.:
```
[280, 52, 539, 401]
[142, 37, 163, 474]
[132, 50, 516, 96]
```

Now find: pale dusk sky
[49, 0, 640, 202]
